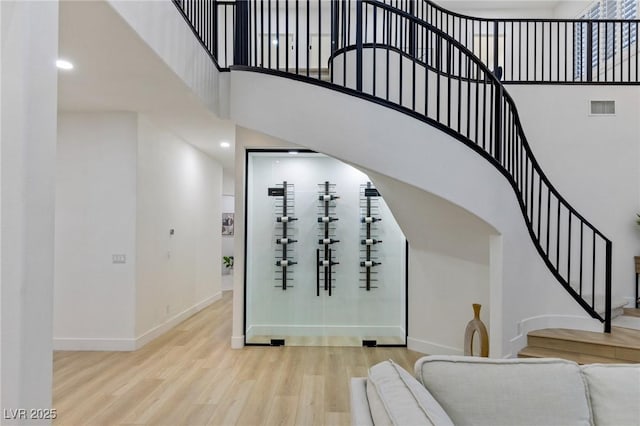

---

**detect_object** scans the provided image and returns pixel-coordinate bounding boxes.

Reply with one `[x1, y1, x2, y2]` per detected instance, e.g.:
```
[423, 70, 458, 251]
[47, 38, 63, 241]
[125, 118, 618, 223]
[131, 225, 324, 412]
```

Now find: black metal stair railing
[385, 0, 640, 84]
[173, 0, 236, 69]
[174, 0, 640, 83]
[172, 0, 613, 332]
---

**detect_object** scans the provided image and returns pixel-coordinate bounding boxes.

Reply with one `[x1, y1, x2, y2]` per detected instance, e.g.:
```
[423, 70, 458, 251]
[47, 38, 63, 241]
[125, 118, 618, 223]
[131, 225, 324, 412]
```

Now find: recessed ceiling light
[56, 59, 74, 70]
[220, 141, 230, 148]
[288, 150, 299, 155]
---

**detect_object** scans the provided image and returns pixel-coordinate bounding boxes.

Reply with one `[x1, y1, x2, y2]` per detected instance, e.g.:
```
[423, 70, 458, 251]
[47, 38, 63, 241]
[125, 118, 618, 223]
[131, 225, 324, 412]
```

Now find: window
[574, 0, 638, 79]
[604, 0, 617, 59]
[574, 3, 600, 79]
[622, 0, 638, 48]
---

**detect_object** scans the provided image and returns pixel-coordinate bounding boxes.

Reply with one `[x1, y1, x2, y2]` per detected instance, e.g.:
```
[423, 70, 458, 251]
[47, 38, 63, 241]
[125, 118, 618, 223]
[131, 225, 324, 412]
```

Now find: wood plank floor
[53, 291, 422, 425]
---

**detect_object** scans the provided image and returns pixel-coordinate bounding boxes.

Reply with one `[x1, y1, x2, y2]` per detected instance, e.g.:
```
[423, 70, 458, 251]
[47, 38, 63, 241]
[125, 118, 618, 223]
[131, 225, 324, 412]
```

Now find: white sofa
[351, 355, 640, 426]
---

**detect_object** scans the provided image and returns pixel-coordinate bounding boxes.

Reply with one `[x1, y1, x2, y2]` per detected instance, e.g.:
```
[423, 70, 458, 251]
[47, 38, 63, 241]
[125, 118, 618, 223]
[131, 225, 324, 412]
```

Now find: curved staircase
[170, 0, 640, 352]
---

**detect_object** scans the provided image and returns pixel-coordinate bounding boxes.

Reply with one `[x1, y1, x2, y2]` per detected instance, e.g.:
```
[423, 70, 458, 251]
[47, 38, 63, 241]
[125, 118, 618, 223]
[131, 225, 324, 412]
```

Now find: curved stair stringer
[229, 69, 603, 357]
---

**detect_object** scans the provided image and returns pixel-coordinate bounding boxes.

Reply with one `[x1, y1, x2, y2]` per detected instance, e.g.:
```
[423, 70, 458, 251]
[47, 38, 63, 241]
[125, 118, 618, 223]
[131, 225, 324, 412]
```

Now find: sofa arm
[350, 378, 374, 426]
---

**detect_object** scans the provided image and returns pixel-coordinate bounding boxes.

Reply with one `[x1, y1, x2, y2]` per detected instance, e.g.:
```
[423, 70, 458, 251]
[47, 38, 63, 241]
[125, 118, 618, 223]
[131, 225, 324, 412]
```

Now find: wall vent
[590, 100, 615, 115]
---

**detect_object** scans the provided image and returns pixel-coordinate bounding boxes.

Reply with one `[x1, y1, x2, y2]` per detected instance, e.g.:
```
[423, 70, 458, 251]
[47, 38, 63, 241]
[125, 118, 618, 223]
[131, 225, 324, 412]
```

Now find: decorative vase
[464, 304, 489, 357]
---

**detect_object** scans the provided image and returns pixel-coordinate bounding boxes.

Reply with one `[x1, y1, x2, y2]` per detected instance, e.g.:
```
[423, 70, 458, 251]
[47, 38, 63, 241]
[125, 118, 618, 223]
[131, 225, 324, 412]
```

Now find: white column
[231, 135, 245, 348]
[1, 0, 58, 422]
[489, 234, 504, 358]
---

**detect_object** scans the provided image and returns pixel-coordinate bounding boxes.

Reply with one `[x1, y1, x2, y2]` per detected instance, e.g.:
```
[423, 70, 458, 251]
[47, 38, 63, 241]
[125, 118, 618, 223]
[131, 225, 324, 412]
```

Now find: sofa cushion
[414, 355, 592, 426]
[581, 364, 640, 426]
[366, 359, 454, 426]
[351, 378, 374, 426]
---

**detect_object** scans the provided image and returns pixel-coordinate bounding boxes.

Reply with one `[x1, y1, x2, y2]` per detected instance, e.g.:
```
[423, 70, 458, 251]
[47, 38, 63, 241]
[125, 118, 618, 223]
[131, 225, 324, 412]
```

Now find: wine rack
[316, 181, 339, 296]
[359, 182, 382, 291]
[268, 181, 297, 290]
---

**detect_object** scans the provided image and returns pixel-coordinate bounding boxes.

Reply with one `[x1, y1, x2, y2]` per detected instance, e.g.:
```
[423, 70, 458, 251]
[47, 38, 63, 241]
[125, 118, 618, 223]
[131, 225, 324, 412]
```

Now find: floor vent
[362, 340, 377, 347]
[270, 339, 285, 346]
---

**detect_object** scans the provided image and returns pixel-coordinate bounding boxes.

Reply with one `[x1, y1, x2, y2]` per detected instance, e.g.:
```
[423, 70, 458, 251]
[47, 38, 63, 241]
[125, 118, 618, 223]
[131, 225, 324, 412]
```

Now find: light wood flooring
[53, 292, 422, 425]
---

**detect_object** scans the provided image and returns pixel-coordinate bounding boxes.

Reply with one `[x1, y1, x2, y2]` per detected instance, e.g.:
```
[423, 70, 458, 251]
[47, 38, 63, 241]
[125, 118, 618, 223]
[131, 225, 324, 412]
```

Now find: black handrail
[172, 0, 236, 69]
[346, 0, 611, 330]
[172, 0, 613, 333]
[400, 0, 640, 84]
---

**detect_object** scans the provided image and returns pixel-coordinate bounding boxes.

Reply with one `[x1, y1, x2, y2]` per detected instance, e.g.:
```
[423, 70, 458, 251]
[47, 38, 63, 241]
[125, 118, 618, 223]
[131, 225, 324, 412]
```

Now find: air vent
[590, 100, 615, 115]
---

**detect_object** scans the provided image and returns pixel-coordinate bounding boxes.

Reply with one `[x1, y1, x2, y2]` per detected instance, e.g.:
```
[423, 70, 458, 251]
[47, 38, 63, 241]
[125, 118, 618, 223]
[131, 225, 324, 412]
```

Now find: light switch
[112, 254, 126, 264]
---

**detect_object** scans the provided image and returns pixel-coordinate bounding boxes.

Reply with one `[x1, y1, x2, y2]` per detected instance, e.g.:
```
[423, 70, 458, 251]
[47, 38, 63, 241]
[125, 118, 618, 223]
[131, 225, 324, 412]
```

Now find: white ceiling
[439, 0, 561, 11]
[57, 0, 236, 171]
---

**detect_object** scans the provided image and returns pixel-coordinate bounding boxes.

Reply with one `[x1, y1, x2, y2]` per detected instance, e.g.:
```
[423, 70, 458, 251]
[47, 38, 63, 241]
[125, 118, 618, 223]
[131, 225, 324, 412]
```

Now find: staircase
[519, 307, 640, 364]
[170, 0, 640, 346]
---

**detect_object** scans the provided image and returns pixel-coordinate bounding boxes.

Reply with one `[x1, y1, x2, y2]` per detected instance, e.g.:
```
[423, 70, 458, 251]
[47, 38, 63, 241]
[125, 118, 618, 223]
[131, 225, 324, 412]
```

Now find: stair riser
[517, 347, 635, 364]
[623, 308, 640, 318]
[527, 336, 640, 362]
[617, 347, 640, 362]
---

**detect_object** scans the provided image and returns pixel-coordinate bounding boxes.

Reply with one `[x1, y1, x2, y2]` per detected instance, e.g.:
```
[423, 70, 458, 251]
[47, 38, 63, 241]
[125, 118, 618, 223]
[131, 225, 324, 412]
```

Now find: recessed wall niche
[245, 150, 407, 347]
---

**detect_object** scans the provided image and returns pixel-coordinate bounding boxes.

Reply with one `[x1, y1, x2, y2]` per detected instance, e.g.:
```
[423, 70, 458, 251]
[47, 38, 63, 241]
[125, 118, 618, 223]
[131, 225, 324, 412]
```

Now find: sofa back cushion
[366, 360, 454, 426]
[581, 364, 640, 426]
[414, 355, 592, 426]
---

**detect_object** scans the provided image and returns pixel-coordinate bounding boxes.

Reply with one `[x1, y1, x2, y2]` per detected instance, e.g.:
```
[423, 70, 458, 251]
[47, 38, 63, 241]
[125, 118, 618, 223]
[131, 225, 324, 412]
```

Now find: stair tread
[518, 346, 633, 364]
[528, 327, 640, 351]
[623, 308, 640, 318]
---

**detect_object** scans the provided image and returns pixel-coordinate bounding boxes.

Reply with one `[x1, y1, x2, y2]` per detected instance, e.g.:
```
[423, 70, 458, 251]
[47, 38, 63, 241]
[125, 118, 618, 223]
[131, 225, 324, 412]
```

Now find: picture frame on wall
[222, 213, 234, 236]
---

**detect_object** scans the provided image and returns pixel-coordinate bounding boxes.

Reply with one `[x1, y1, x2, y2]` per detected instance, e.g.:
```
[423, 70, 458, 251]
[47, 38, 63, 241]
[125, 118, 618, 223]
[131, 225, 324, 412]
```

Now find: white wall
[1, 0, 58, 419]
[54, 112, 223, 351]
[439, 1, 556, 19]
[507, 84, 640, 306]
[55, 112, 137, 349]
[363, 169, 494, 355]
[410, 250, 491, 353]
[135, 115, 223, 342]
[554, 1, 592, 18]
[223, 169, 235, 195]
[107, 0, 229, 118]
[230, 71, 604, 357]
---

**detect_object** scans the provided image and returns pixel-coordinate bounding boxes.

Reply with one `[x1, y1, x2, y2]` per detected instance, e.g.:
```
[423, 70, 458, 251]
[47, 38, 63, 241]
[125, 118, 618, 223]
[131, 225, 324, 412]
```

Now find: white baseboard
[509, 314, 603, 355]
[246, 324, 404, 338]
[53, 292, 222, 352]
[407, 337, 463, 356]
[53, 337, 136, 351]
[231, 335, 245, 349]
[135, 292, 222, 350]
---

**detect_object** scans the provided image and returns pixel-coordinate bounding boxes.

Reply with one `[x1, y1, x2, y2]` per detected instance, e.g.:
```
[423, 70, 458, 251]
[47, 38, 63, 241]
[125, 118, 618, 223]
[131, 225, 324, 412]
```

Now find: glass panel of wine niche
[245, 151, 406, 346]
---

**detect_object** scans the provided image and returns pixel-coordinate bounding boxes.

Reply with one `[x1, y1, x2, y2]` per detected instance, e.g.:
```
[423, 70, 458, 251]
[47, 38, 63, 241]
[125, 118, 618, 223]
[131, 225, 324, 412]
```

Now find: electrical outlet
[165, 305, 170, 315]
[112, 254, 126, 264]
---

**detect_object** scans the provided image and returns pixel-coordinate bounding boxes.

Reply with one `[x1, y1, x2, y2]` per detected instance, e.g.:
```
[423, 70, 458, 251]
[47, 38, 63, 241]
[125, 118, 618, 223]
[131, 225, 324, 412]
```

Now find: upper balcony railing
[175, 0, 640, 84]
[395, 0, 640, 84]
[172, 0, 613, 332]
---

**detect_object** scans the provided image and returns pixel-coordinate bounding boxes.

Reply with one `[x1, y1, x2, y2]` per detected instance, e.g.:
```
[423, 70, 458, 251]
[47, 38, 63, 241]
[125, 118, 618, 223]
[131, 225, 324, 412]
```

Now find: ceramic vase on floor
[464, 303, 489, 357]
